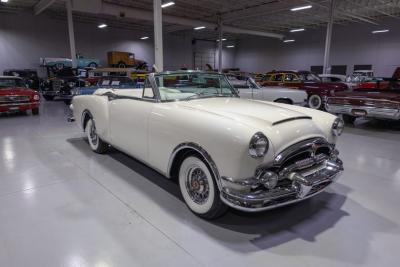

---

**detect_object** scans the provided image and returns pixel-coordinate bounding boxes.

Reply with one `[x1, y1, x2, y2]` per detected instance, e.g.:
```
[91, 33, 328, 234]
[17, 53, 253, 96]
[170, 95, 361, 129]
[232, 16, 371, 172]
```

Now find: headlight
[332, 118, 344, 136]
[33, 95, 40, 101]
[249, 132, 269, 158]
[68, 81, 76, 88]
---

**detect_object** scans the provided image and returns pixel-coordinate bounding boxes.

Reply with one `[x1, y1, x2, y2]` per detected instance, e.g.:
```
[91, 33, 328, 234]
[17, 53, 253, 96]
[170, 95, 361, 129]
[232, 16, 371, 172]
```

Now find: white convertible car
[71, 71, 344, 219]
[233, 77, 308, 105]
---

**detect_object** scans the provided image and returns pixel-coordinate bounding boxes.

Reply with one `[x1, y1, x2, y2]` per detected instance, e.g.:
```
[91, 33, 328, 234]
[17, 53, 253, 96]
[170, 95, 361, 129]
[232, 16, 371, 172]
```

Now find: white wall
[235, 18, 400, 76]
[0, 12, 198, 76]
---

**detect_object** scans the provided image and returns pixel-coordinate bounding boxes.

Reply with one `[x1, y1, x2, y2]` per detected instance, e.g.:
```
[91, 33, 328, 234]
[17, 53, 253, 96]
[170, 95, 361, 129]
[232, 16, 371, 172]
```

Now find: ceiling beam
[69, 0, 284, 39]
[33, 0, 57, 15]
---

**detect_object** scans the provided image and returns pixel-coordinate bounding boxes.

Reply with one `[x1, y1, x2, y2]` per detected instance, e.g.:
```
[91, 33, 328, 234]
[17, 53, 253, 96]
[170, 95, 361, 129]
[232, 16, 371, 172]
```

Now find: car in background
[41, 68, 86, 102]
[3, 69, 41, 90]
[70, 70, 344, 219]
[40, 54, 100, 69]
[0, 76, 40, 115]
[229, 76, 307, 106]
[325, 88, 400, 123]
[70, 76, 138, 99]
[261, 71, 348, 109]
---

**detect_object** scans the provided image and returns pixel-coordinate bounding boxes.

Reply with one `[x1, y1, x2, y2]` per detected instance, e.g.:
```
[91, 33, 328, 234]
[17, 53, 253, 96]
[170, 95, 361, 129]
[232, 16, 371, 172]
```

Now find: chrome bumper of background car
[0, 102, 39, 107]
[326, 104, 400, 120]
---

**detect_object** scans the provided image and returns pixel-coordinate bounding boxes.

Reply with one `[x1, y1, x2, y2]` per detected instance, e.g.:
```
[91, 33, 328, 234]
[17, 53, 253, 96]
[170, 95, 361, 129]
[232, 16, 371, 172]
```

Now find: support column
[218, 17, 223, 73]
[323, 0, 335, 74]
[66, 0, 77, 68]
[153, 0, 164, 72]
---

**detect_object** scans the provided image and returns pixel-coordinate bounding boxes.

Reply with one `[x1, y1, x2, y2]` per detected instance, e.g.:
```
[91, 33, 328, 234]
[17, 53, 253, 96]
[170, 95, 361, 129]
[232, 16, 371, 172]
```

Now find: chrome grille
[0, 95, 30, 103]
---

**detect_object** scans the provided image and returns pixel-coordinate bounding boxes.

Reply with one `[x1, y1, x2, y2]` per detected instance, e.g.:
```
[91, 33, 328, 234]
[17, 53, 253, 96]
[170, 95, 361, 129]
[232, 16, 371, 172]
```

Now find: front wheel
[88, 62, 98, 68]
[43, 95, 55, 101]
[86, 119, 109, 154]
[308, 94, 323, 109]
[179, 156, 227, 219]
[32, 108, 39, 115]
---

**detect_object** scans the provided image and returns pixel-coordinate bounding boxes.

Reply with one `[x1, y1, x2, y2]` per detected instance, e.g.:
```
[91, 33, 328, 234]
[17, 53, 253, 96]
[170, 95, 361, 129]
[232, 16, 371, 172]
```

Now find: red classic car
[0, 76, 40, 115]
[261, 71, 348, 109]
[325, 89, 400, 123]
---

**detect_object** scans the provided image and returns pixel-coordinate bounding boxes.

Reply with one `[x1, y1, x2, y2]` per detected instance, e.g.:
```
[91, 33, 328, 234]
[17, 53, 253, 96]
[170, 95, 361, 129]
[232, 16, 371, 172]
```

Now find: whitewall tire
[308, 94, 323, 109]
[86, 119, 109, 154]
[179, 156, 227, 219]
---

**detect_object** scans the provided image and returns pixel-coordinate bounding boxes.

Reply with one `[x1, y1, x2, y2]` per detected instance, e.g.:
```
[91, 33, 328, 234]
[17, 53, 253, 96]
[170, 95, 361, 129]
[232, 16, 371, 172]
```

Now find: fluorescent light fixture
[217, 38, 227, 42]
[161, 1, 175, 8]
[140, 36, 149, 40]
[283, 39, 295, 43]
[98, 23, 107, 29]
[290, 5, 312, 11]
[372, 29, 389, 34]
[1, 0, 9, 3]
[194, 26, 206, 30]
[226, 45, 235, 48]
[290, 28, 305, 32]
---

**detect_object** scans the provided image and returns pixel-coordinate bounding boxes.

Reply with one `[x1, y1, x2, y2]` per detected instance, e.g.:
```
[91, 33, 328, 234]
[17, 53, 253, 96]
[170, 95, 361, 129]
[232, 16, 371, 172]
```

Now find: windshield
[154, 73, 237, 102]
[298, 73, 321, 82]
[0, 78, 26, 89]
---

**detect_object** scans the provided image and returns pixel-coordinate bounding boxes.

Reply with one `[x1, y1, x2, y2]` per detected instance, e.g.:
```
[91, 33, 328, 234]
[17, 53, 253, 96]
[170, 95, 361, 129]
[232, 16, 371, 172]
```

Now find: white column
[153, 0, 164, 72]
[323, 0, 335, 74]
[66, 0, 77, 68]
[218, 17, 223, 73]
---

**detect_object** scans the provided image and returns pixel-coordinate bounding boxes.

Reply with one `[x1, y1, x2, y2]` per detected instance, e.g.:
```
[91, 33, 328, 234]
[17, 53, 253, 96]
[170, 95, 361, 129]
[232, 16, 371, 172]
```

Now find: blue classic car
[40, 54, 100, 69]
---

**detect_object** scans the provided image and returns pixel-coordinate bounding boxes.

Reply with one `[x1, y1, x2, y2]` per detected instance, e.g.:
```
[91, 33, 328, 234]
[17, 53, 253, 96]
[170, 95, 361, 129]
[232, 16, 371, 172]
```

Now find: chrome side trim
[326, 104, 400, 120]
[167, 142, 221, 189]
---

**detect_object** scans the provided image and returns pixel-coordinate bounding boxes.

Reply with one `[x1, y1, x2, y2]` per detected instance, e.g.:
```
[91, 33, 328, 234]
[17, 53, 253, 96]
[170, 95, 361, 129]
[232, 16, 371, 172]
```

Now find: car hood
[0, 87, 37, 96]
[177, 97, 311, 127]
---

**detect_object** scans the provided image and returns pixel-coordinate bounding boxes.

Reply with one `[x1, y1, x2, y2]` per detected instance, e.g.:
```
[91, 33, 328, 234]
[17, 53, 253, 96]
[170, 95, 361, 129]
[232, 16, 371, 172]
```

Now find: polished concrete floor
[1, 101, 400, 267]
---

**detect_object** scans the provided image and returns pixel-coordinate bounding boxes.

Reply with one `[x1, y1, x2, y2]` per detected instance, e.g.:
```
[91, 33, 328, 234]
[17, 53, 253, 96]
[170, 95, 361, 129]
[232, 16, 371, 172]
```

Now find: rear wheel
[117, 62, 127, 68]
[86, 119, 109, 154]
[88, 62, 98, 68]
[342, 114, 356, 124]
[308, 94, 323, 109]
[179, 156, 227, 219]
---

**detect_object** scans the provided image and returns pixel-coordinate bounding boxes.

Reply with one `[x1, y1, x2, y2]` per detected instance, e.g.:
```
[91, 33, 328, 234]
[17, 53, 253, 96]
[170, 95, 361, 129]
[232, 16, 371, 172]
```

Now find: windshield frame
[150, 71, 239, 103]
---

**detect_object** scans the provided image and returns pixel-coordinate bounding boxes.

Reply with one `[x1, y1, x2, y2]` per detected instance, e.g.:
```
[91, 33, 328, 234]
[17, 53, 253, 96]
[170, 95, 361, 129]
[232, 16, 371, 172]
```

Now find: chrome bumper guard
[220, 140, 343, 212]
[326, 104, 400, 120]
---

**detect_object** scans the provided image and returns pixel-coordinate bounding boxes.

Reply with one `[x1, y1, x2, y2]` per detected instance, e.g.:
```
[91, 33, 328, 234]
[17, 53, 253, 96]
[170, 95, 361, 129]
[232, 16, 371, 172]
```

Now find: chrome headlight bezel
[332, 117, 345, 136]
[249, 132, 269, 158]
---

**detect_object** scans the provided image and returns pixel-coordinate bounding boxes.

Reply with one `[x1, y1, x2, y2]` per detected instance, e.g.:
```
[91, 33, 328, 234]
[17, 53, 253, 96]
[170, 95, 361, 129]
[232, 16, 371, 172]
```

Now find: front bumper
[219, 138, 343, 212]
[0, 102, 40, 113]
[326, 104, 400, 120]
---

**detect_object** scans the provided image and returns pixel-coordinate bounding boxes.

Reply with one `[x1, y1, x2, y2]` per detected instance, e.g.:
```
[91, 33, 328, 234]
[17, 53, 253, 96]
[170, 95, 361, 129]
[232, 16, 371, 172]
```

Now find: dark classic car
[326, 89, 400, 123]
[261, 71, 348, 109]
[0, 76, 40, 115]
[41, 68, 85, 102]
[3, 69, 41, 90]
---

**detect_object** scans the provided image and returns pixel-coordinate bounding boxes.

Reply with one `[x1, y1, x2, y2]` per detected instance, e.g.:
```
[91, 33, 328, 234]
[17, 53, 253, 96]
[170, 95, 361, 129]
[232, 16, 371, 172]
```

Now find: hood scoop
[272, 116, 312, 126]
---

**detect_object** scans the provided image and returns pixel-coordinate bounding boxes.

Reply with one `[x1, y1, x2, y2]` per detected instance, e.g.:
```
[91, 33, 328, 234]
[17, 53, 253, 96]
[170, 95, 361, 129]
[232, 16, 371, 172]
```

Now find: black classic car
[41, 68, 86, 102]
[3, 69, 41, 90]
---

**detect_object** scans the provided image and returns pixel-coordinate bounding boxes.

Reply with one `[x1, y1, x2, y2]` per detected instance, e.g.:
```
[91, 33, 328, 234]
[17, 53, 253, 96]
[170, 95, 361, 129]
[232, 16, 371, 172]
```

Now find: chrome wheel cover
[185, 166, 210, 205]
[89, 122, 98, 146]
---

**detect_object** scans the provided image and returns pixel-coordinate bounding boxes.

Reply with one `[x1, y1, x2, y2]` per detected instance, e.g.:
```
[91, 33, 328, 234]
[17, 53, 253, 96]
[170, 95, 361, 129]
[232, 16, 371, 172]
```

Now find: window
[272, 74, 283, 82]
[142, 77, 155, 99]
[284, 73, 299, 82]
[331, 65, 347, 75]
[311, 66, 323, 75]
